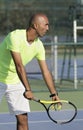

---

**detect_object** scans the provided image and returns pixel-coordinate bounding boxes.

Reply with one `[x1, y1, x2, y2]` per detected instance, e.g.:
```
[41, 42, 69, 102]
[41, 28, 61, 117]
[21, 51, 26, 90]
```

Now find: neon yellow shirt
[0, 29, 45, 84]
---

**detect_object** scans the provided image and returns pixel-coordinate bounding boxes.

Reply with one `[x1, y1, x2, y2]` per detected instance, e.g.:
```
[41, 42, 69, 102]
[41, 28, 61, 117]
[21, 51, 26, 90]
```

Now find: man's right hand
[23, 90, 34, 100]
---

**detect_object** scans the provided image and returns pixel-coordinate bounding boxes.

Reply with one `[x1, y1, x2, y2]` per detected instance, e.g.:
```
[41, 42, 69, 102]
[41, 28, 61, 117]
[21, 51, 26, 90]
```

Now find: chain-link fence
[0, 0, 83, 40]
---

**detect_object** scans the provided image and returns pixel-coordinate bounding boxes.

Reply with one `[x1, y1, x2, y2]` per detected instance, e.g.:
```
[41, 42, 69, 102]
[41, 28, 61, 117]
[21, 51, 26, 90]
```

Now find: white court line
[0, 118, 83, 125]
[0, 122, 16, 125]
[0, 110, 83, 125]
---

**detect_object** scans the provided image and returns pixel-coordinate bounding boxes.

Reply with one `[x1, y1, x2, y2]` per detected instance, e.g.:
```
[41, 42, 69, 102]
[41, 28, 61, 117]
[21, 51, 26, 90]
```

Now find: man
[0, 13, 59, 130]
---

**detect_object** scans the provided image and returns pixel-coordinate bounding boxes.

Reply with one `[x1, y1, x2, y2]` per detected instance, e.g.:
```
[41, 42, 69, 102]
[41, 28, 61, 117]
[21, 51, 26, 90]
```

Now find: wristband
[50, 93, 58, 97]
[25, 89, 31, 92]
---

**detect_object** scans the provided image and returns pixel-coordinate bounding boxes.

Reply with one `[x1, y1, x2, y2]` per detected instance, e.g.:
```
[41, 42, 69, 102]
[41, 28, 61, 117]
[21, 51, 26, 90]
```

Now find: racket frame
[33, 99, 77, 124]
[48, 101, 77, 124]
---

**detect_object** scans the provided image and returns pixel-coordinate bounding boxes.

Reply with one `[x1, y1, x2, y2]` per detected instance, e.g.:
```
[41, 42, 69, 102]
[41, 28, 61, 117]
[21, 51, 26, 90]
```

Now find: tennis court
[0, 44, 83, 129]
[0, 42, 83, 129]
[0, 110, 83, 130]
[0, 1, 83, 130]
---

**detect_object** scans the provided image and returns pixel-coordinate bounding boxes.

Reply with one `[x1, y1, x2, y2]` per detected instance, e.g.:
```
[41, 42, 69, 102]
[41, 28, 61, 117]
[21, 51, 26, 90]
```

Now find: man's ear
[33, 23, 38, 30]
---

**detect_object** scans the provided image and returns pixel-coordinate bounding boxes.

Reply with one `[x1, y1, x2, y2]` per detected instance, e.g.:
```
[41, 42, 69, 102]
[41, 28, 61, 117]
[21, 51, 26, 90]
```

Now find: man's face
[34, 16, 49, 37]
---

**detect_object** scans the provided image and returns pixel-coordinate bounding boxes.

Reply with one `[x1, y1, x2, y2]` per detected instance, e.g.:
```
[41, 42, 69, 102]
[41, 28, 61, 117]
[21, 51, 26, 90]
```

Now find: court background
[0, 0, 83, 113]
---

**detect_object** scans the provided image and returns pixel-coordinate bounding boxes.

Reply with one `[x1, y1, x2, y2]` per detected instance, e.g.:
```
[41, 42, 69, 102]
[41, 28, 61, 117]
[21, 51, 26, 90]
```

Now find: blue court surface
[0, 110, 83, 130]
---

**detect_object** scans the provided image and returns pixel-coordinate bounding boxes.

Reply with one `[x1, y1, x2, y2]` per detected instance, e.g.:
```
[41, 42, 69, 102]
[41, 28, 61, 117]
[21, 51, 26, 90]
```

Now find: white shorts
[0, 82, 30, 115]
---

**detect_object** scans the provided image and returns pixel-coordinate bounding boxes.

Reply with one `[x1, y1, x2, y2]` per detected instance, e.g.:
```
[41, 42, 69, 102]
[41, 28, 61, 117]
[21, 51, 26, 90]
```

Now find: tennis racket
[33, 98, 77, 124]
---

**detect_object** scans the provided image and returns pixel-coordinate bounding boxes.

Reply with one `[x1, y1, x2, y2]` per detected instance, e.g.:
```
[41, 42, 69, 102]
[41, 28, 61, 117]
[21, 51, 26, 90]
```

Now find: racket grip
[33, 97, 40, 102]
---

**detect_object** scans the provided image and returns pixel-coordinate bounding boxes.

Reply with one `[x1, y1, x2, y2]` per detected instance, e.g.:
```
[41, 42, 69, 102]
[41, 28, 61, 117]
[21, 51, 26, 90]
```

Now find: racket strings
[48, 102, 76, 124]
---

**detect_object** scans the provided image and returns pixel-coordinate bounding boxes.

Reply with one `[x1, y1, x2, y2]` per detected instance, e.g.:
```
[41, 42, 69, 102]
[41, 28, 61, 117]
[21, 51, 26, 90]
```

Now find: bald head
[27, 13, 49, 37]
[28, 13, 48, 29]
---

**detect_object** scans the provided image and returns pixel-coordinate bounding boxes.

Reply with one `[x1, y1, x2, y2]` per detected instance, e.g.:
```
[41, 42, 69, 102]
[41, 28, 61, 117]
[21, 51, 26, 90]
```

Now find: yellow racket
[32, 98, 77, 124]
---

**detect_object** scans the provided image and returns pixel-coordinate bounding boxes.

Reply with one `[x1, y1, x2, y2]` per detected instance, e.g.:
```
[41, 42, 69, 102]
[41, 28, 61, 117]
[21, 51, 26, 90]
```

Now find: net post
[73, 20, 78, 89]
[51, 36, 58, 82]
[73, 19, 83, 89]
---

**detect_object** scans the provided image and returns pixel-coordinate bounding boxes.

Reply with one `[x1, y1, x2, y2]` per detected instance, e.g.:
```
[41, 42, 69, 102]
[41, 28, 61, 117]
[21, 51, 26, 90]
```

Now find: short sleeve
[35, 40, 45, 60]
[6, 31, 20, 52]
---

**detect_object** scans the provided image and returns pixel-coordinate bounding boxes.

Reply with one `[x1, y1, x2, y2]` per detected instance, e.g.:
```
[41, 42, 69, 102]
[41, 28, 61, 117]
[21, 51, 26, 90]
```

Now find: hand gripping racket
[33, 98, 77, 124]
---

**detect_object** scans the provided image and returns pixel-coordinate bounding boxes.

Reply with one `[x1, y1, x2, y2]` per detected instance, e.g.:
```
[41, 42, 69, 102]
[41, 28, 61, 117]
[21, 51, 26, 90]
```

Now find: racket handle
[32, 97, 40, 102]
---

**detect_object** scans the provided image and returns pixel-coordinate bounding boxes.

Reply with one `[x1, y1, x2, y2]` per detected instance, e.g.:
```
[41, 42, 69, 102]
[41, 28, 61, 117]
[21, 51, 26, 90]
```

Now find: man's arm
[38, 60, 59, 100]
[11, 51, 33, 99]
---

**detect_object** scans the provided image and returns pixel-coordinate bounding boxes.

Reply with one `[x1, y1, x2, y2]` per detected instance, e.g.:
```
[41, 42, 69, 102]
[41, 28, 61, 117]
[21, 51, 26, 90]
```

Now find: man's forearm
[42, 70, 57, 94]
[16, 64, 31, 91]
